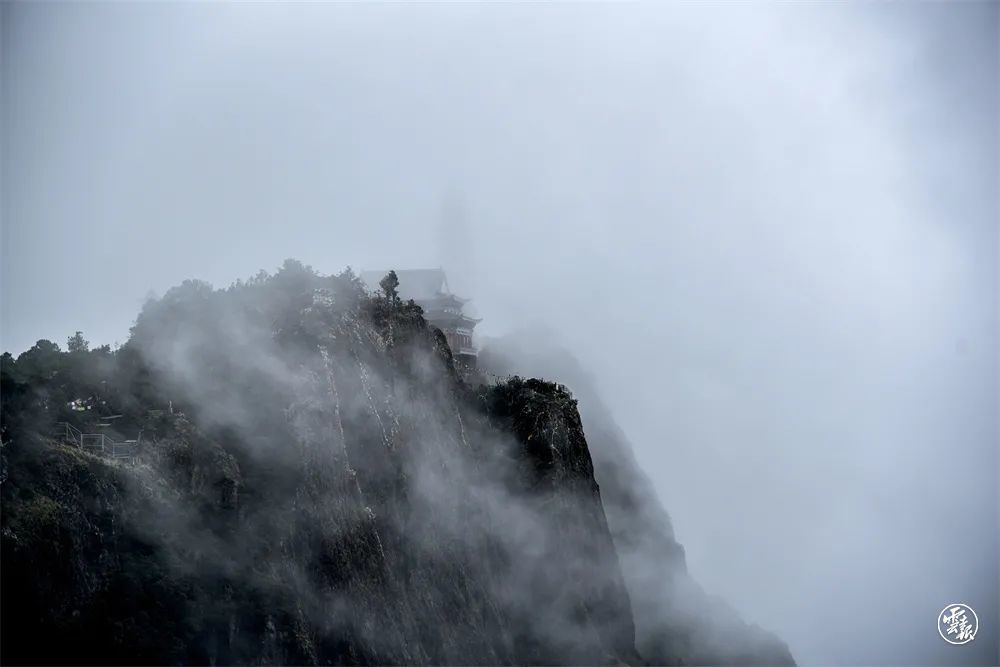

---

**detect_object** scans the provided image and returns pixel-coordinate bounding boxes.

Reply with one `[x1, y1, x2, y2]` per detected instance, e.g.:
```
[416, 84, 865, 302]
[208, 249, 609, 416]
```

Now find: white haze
[2, 3, 997, 665]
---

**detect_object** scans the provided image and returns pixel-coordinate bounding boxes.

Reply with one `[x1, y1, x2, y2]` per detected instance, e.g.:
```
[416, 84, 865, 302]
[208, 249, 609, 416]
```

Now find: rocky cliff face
[479, 333, 796, 667]
[1, 263, 793, 666]
[2, 265, 638, 666]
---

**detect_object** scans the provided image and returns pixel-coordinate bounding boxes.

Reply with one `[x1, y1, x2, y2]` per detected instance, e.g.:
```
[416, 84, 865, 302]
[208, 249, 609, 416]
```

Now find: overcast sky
[2, 3, 997, 665]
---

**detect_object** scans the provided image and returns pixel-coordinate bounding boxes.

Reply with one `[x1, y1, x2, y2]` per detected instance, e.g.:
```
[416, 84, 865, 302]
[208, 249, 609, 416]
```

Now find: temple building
[360, 269, 481, 366]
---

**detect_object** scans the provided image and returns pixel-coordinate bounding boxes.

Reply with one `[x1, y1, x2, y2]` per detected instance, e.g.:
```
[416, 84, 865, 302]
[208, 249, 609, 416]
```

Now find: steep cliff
[1, 262, 793, 666]
[479, 333, 796, 666]
[1, 264, 639, 666]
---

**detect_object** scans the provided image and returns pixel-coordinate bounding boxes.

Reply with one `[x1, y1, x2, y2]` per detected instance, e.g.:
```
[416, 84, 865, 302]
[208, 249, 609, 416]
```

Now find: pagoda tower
[360, 268, 481, 366]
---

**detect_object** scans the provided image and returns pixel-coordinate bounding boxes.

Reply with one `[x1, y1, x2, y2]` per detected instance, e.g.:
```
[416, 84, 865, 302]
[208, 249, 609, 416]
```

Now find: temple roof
[360, 268, 462, 302]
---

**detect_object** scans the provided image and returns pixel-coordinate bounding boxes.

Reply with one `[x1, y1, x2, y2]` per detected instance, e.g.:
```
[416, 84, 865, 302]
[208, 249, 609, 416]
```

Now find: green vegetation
[1, 260, 445, 449]
[0, 259, 794, 667]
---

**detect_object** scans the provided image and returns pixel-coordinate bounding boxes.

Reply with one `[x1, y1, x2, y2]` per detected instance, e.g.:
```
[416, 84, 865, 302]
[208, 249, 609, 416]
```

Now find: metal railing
[55, 422, 140, 464]
[62, 421, 84, 447]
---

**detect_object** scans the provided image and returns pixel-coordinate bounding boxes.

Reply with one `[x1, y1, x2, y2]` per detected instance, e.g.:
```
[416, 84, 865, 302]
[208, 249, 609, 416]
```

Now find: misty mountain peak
[1, 264, 793, 666]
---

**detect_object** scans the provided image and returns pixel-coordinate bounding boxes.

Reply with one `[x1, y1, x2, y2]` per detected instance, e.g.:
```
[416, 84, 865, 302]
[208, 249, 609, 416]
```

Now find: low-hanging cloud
[2, 2, 996, 665]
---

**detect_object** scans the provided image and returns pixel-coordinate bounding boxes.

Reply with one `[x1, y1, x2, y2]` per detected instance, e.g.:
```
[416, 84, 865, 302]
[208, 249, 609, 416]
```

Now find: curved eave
[425, 314, 482, 329]
[426, 292, 470, 305]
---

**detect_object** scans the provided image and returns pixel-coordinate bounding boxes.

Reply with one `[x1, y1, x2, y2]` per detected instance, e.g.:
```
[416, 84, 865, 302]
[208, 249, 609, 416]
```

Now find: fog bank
[2, 3, 997, 664]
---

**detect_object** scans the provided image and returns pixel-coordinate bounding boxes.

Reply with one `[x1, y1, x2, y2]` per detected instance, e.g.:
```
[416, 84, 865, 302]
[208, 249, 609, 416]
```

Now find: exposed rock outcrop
[1, 263, 794, 665]
[480, 333, 796, 666]
[2, 266, 641, 665]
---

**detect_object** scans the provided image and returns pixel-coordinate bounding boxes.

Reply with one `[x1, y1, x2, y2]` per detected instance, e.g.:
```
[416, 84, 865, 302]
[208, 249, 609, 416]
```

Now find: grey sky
[2, 2, 997, 665]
